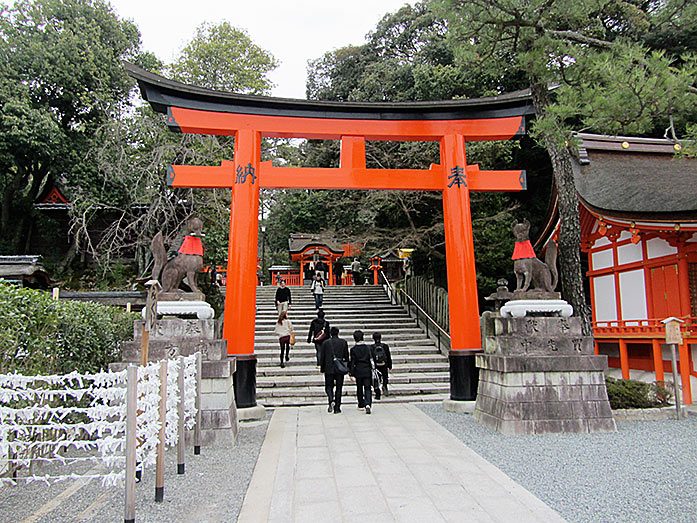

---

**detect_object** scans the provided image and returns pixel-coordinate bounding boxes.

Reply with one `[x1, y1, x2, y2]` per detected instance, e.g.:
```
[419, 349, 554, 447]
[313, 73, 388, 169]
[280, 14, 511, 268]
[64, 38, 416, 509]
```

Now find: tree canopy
[433, 0, 697, 331]
[0, 0, 140, 254]
[168, 21, 278, 94]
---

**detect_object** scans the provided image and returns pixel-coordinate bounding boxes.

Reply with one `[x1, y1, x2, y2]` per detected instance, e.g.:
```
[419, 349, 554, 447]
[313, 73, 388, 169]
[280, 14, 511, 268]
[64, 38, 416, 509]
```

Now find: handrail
[397, 287, 451, 354]
[378, 270, 395, 304]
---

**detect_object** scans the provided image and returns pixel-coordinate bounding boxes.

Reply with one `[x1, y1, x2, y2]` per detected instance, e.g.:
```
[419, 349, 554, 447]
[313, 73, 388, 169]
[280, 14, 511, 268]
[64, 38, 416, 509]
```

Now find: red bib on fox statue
[179, 235, 204, 256]
[511, 240, 536, 260]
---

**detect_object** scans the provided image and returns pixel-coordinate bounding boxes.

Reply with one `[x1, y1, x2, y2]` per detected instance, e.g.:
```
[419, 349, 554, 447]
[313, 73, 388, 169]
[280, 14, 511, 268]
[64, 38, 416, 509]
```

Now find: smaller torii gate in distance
[127, 64, 533, 410]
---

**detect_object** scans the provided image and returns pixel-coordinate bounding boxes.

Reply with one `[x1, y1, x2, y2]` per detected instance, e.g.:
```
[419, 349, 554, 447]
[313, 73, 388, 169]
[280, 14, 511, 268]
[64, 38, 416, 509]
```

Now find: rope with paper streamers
[0, 368, 127, 486]
[182, 354, 198, 430]
[1, 354, 200, 488]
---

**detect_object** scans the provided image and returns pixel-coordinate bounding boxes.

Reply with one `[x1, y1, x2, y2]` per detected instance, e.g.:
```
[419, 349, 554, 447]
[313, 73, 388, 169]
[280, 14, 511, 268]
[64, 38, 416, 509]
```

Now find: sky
[108, 0, 417, 99]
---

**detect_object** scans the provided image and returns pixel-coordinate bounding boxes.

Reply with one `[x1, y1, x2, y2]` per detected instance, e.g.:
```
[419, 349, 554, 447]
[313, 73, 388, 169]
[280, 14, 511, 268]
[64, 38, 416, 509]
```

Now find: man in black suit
[319, 327, 349, 414]
[350, 330, 373, 414]
[307, 309, 330, 366]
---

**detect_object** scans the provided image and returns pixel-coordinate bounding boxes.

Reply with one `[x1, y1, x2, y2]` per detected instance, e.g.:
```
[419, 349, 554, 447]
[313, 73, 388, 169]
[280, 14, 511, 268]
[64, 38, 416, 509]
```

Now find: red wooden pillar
[223, 129, 261, 408]
[652, 338, 665, 382]
[679, 341, 692, 405]
[441, 134, 481, 401]
[618, 339, 630, 380]
[677, 251, 691, 317]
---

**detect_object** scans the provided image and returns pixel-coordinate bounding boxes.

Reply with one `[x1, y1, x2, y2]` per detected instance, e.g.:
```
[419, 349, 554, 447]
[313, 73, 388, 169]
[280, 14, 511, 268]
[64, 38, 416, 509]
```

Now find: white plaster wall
[591, 249, 614, 270]
[618, 269, 648, 324]
[593, 237, 612, 248]
[646, 237, 678, 259]
[619, 231, 632, 242]
[593, 275, 618, 324]
[686, 233, 697, 243]
[617, 241, 643, 265]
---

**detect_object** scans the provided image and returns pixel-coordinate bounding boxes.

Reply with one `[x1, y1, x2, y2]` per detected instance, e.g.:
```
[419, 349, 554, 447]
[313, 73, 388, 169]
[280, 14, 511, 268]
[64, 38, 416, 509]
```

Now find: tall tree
[434, 0, 697, 333]
[169, 21, 278, 94]
[0, 0, 140, 254]
[70, 21, 280, 279]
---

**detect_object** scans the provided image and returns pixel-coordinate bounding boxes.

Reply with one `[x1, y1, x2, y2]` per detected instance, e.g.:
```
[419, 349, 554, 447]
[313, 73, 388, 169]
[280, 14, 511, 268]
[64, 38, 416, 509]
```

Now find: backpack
[374, 343, 387, 365]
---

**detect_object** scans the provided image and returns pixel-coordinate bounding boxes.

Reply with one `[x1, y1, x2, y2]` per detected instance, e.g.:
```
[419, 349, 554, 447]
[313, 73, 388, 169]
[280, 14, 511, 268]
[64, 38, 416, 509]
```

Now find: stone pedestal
[474, 314, 616, 434]
[118, 317, 238, 445]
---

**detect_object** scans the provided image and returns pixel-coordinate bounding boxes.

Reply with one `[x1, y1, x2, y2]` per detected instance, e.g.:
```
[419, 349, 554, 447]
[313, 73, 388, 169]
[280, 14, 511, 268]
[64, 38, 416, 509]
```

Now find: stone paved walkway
[239, 404, 564, 522]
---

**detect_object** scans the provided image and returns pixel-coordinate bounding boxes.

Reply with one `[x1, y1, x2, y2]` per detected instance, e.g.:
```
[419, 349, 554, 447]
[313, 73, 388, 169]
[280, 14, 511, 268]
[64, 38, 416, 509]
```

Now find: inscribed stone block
[533, 419, 564, 434]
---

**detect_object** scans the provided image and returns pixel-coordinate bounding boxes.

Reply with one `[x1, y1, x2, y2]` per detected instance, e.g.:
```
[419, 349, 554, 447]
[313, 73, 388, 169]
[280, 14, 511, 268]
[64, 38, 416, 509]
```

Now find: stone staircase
[255, 285, 450, 407]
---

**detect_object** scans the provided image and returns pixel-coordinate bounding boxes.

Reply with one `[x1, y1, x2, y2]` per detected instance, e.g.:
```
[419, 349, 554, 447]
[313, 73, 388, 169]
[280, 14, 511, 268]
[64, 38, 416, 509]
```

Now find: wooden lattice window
[689, 263, 697, 317]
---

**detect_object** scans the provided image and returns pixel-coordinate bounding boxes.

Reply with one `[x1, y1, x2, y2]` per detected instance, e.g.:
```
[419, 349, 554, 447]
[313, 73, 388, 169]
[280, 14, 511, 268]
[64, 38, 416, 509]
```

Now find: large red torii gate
[127, 64, 533, 409]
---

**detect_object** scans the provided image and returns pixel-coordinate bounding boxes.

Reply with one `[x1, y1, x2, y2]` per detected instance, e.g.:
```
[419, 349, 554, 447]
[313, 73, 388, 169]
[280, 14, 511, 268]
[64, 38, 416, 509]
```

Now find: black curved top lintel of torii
[124, 62, 536, 122]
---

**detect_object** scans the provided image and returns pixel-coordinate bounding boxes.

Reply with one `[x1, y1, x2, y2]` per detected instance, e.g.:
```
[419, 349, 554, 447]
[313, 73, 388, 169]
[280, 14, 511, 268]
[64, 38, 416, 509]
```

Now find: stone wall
[474, 314, 616, 434]
[117, 318, 238, 446]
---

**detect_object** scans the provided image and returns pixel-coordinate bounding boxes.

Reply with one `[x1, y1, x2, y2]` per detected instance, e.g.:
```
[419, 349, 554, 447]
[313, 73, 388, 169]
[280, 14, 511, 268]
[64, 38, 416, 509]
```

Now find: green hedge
[0, 281, 134, 374]
[605, 377, 672, 409]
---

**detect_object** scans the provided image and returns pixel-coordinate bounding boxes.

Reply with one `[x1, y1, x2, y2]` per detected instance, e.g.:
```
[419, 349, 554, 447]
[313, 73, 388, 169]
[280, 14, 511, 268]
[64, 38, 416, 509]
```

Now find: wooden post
[177, 356, 186, 474]
[662, 317, 686, 417]
[155, 360, 167, 502]
[141, 280, 161, 366]
[194, 352, 202, 455]
[124, 365, 137, 523]
[669, 343, 683, 419]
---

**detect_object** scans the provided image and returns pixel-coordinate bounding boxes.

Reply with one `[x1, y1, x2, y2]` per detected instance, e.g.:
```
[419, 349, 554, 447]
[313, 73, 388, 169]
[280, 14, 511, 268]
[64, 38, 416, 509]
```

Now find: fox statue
[511, 219, 558, 293]
[151, 217, 204, 293]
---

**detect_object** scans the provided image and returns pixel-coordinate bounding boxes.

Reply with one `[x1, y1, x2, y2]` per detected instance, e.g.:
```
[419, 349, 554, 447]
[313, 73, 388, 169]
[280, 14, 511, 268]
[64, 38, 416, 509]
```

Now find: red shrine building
[540, 133, 697, 404]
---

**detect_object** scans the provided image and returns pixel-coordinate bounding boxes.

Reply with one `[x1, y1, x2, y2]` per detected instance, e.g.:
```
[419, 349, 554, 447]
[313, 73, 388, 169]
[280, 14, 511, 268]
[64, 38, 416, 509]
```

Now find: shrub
[0, 281, 134, 374]
[605, 377, 672, 409]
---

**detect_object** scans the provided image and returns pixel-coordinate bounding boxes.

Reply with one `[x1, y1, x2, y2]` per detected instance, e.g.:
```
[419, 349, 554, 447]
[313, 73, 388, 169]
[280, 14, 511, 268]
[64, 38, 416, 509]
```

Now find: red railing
[271, 272, 302, 286]
[593, 317, 697, 339]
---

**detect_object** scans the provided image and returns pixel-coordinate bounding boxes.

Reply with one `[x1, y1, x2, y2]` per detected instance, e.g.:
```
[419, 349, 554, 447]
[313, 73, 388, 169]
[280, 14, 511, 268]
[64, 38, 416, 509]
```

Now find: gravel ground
[0, 418, 269, 523]
[419, 404, 697, 523]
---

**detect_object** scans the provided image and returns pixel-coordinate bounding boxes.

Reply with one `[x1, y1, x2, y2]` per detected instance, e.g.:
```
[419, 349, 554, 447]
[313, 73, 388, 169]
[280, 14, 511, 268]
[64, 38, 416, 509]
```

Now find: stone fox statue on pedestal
[151, 217, 204, 293]
[512, 219, 558, 292]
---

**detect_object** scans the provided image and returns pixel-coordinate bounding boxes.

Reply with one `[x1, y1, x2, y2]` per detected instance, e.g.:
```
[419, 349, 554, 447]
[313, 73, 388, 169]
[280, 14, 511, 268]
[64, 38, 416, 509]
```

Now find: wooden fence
[400, 276, 450, 334]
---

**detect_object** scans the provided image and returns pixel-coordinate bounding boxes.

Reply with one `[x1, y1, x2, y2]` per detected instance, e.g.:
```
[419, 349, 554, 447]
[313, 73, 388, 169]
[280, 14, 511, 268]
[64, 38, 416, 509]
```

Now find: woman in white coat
[274, 310, 294, 368]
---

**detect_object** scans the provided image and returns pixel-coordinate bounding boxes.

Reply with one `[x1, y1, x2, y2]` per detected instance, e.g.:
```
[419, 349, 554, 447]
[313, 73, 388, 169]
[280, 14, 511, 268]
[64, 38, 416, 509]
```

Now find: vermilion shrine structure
[127, 64, 533, 408]
[538, 134, 697, 404]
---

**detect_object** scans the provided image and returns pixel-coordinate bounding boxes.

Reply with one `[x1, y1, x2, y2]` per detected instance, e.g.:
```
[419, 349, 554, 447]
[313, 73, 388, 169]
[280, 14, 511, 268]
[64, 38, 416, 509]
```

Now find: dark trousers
[374, 365, 389, 397]
[314, 342, 322, 365]
[313, 293, 323, 309]
[351, 271, 359, 285]
[356, 376, 372, 407]
[278, 336, 290, 363]
[324, 373, 344, 410]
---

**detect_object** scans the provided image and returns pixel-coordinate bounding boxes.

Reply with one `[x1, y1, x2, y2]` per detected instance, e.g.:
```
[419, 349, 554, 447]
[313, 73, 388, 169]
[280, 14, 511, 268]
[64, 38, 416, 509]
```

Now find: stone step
[257, 383, 449, 398]
[256, 316, 414, 324]
[257, 354, 448, 368]
[255, 328, 426, 339]
[257, 372, 450, 388]
[260, 393, 448, 408]
[255, 346, 439, 358]
[254, 338, 436, 348]
[256, 313, 409, 320]
[258, 287, 389, 293]
[258, 362, 449, 377]
[256, 323, 417, 332]
[257, 362, 450, 377]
